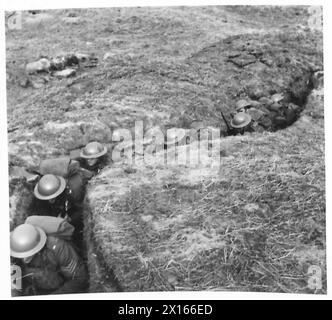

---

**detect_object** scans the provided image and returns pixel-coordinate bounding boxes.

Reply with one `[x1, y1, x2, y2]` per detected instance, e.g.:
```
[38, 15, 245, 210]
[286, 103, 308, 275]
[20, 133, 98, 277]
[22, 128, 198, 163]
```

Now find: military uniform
[21, 236, 88, 295]
[77, 141, 109, 177]
[32, 162, 86, 251]
[78, 155, 109, 176]
[31, 174, 84, 217]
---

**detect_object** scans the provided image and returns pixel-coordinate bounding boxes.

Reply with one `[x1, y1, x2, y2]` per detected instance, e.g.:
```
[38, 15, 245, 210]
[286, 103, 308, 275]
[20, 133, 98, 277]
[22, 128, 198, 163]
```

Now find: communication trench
[8, 67, 322, 293]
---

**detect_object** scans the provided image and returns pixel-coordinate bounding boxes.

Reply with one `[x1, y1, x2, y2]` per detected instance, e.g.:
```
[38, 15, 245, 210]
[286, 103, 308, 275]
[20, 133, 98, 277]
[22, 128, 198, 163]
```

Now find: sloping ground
[6, 7, 325, 293]
[7, 7, 322, 169]
[86, 83, 325, 292]
[7, 28, 322, 169]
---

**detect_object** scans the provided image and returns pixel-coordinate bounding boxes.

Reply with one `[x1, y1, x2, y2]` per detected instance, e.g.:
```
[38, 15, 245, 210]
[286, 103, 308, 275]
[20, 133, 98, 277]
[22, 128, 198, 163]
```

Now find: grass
[6, 6, 325, 293]
[88, 101, 325, 292]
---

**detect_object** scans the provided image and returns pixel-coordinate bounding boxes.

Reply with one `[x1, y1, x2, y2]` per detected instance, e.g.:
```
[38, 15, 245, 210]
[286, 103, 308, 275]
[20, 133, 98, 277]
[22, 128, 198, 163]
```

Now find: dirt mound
[187, 29, 322, 112]
[9, 177, 35, 230]
[6, 7, 325, 294]
[85, 79, 325, 292]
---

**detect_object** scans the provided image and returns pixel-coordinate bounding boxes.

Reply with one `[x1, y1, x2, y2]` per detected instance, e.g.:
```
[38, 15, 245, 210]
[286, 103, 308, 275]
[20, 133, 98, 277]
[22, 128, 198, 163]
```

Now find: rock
[25, 58, 51, 74]
[54, 68, 76, 78]
[62, 17, 82, 25]
[271, 93, 284, 103]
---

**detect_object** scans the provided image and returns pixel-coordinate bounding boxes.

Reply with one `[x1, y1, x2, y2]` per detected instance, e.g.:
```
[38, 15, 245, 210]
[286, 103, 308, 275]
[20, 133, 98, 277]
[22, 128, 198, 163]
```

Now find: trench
[77, 72, 320, 293]
[222, 70, 317, 136]
[9, 65, 322, 294]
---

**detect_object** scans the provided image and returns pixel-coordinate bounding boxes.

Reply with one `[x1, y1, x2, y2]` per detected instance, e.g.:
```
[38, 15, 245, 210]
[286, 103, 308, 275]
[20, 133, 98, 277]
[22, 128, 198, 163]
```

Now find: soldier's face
[87, 158, 98, 167]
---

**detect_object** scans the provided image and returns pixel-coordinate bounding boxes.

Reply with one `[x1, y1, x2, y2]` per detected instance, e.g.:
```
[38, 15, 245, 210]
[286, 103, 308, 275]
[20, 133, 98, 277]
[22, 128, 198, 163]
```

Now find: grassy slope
[6, 6, 325, 293]
[88, 98, 325, 292]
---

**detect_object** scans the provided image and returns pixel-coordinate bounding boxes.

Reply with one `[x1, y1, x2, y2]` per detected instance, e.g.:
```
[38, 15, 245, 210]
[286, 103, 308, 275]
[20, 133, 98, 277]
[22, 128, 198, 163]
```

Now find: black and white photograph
[4, 2, 326, 298]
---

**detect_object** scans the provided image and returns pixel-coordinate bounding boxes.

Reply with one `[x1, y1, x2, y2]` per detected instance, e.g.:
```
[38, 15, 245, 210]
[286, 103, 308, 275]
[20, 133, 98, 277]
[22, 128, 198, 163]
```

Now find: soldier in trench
[10, 223, 88, 296]
[74, 141, 109, 176]
[233, 99, 273, 132]
[267, 94, 301, 129]
[233, 95, 301, 132]
[230, 112, 265, 134]
[30, 170, 85, 252]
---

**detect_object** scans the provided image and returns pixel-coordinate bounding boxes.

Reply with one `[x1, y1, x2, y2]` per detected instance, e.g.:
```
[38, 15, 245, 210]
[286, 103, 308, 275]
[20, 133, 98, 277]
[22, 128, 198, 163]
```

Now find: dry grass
[88, 100, 325, 292]
[6, 6, 325, 293]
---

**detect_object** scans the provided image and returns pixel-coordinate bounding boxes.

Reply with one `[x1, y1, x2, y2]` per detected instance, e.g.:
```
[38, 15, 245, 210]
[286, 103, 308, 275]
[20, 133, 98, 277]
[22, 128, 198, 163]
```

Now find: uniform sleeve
[49, 238, 88, 295]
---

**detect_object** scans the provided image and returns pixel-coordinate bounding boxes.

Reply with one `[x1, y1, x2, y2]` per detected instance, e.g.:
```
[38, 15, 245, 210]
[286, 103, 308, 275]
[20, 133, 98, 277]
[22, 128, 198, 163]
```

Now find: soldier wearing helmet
[32, 174, 75, 218]
[268, 94, 301, 129]
[78, 141, 108, 175]
[235, 99, 252, 113]
[10, 223, 88, 296]
[230, 112, 263, 135]
[30, 173, 84, 249]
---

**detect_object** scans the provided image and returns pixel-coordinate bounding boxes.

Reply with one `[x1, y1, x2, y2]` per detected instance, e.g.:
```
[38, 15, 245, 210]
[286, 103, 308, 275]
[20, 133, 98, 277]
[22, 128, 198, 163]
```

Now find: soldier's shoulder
[45, 236, 66, 252]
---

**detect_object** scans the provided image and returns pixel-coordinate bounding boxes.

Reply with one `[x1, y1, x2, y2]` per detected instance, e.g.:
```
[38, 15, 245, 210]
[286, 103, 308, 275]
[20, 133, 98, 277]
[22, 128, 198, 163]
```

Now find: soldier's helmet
[80, 141, 107, 159]
[10, 224, 47, 259]
[235, 99, 251, 112]
[231, 112, 252, 129]
[34, 174, 66, 200]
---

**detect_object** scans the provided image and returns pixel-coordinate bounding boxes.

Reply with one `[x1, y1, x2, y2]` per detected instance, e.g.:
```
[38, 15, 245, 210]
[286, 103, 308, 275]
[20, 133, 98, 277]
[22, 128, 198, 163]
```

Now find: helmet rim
[10, 225, 47, 259]
[34, 175, 66, 200]
[230, 112, 252, 128]
[80, 142, 107, 159]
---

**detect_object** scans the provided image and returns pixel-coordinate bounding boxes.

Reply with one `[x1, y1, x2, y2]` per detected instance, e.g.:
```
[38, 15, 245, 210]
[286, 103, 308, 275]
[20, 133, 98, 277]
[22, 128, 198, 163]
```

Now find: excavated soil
[6, 6, 325, 293]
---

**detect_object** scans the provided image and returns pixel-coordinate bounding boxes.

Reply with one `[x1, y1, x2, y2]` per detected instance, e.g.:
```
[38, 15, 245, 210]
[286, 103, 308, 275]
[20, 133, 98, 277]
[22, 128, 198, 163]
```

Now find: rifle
[220, 110, 235, 136]
[212, 98, 235, 136]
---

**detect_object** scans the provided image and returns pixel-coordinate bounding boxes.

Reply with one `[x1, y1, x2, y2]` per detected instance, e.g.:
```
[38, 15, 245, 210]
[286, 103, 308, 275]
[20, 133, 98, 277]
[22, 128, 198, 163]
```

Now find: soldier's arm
[79, 167, 95, 180]
[50, 238, 88, 295]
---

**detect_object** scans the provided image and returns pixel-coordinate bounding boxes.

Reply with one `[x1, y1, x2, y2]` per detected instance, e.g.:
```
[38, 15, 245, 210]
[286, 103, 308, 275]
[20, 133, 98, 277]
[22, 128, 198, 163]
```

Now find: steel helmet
[80, 141, 107, 159]
[10, 224, 47, 259]
[34, 174, 66, 200]
[230, 112, 252, 128]
[235, 99, 251, 111]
